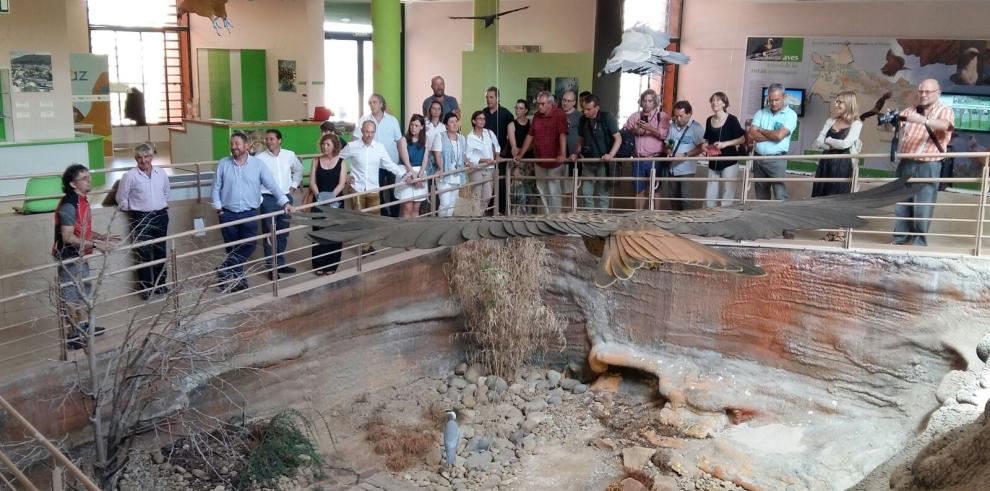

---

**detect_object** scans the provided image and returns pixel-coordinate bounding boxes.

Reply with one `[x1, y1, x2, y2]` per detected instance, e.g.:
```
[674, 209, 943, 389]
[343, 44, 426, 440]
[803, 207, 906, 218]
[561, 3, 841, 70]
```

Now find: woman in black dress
[813, 90, 863, 240]
[309, 133, 346, 274]
[507, 99, 536, 214]
[701, 92, 747, 208]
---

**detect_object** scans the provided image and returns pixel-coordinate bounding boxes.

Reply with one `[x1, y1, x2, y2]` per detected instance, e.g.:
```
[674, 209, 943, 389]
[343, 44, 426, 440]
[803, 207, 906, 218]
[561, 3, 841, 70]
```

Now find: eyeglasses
[537, 101, 550, 106]
[562, 98, 576, 103]
[918, 89, 939, 94]
[74, 176, 91, 182]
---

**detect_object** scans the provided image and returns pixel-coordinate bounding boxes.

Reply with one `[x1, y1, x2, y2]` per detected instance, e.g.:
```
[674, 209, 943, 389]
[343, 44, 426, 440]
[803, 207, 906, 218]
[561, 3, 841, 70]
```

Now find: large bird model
[599, 25, 689, 76]
[178, 0, 233, 35]
[296, 179, 915, 288]
[449, 6, 529, 28]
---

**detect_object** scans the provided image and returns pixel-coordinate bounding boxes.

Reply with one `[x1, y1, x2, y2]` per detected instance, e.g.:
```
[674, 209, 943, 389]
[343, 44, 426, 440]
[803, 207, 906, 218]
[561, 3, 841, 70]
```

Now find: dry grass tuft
[446, 238, 566, 379]
[623, 467, 655, 488]
[365, 407, 435, 472]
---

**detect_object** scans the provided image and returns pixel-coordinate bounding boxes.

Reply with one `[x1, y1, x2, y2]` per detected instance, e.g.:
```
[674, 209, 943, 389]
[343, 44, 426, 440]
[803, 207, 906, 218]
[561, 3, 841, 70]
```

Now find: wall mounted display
[554, 77, 578, 102]
[70, 53, 112, 155]
[278, 59, 297, 92]
[525, 77, 551, 112]
[741, 36, 990, 177]
[11, 51, 53, 93]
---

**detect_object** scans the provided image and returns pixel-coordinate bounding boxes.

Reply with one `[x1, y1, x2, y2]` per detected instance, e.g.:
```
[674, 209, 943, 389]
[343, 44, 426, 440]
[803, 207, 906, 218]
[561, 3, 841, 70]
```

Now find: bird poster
[554, 77, 578, 102]
[278, 59, 297, 93]
[525, 78, 550, 112]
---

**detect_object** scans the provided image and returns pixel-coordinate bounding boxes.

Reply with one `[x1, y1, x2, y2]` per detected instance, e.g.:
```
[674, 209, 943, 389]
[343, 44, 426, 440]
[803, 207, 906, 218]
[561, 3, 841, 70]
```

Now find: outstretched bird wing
[599, 25, 688, 76]
[294, 178, 915, 287]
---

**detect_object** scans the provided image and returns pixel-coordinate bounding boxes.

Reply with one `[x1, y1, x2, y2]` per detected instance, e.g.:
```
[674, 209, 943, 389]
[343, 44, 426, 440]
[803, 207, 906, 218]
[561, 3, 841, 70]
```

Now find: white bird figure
[599, 25, 689, 76]
[443, 411, 459, 468]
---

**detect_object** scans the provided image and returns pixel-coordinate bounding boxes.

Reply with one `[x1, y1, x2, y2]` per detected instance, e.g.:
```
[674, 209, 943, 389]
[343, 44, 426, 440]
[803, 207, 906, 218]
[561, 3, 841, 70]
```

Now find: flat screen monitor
[939, 92, 990, 132]
[761, 87, 806, 117]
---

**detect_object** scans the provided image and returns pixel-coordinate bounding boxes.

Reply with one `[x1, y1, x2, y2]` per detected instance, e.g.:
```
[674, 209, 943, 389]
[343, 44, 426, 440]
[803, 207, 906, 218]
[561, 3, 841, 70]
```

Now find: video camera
[877, 109, 900, 126]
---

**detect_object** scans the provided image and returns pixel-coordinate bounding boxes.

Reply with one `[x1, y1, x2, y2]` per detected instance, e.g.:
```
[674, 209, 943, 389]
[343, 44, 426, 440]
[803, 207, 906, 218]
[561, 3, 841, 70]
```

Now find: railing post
[429, 175, 438, 217]
[648, 165, 656, 211]
[195, 163, 202, 203]
[843, 163, 861, 249]
[740, 159, 751, 205]
[170, 244, 180, 318]
[505, 163, 513, 216]
[974, 158, 989, 256]
[492, 161, 500, 216]
[269, 215, 279, 297]
[571, 160, 579, 213]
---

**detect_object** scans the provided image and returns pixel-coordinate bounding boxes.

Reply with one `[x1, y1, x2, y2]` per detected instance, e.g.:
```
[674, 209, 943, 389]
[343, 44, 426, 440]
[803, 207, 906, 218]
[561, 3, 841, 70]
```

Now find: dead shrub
[623, 467, 655, 488]
[365, 407, 435, 472]
[446, 238, 566, 379]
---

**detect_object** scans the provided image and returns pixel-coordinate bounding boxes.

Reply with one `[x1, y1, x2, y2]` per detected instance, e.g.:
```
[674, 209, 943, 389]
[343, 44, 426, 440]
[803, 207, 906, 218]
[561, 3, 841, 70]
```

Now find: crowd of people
[50, 76, 955, 349]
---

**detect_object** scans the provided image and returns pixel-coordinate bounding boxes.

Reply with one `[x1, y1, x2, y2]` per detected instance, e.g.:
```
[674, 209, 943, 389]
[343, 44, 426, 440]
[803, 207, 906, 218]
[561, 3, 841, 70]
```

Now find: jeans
[753, 157, 789, 201]
[893, 159, 940, 246]
[534, 165, 566, 215]
[580, 162, 610, 210]
[260, 193, 293, 268]
[704, 164, 740, 208]
[127, 208, 169, 291]
[218, 209, 259, 284]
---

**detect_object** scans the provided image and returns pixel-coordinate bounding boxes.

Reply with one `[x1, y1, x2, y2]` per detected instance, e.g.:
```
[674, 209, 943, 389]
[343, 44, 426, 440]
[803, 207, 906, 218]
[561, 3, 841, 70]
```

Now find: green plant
[242, 409, 323, 488]
[446, 238, 566, 379]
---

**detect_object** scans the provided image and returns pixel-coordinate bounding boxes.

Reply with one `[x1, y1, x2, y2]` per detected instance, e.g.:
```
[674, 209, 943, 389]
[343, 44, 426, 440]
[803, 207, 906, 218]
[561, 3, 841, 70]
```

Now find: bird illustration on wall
[448, 5, 529, 28]
[295, 179, 916, 288]
[178, 0, 234, 36]
[599, 25, 689, 76]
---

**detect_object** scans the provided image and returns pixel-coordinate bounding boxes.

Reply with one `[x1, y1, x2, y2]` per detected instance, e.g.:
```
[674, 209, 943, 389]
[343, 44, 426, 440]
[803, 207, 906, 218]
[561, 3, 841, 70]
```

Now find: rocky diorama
[3, 237, 990, 490]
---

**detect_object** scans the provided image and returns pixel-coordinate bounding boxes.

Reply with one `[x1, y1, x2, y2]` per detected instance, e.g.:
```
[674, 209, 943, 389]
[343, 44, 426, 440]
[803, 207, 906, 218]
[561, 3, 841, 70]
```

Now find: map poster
[742, 36, 990, 175]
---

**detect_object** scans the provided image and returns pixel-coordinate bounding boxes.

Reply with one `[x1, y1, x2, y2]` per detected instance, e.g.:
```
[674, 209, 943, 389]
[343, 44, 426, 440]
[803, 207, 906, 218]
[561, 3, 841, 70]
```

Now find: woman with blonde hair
[813, 90, 863, 240]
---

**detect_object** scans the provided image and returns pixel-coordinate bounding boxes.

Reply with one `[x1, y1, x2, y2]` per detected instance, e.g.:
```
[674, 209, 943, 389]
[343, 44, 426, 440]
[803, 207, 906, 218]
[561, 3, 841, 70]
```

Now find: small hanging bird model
[599, 24, 689, 76]
[449, 5, 529, 28]
[179, 0, 234, 36]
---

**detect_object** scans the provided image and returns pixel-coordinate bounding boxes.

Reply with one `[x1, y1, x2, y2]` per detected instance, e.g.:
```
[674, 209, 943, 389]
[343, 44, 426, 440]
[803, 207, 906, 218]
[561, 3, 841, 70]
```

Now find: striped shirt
[897, 102, 954, 162]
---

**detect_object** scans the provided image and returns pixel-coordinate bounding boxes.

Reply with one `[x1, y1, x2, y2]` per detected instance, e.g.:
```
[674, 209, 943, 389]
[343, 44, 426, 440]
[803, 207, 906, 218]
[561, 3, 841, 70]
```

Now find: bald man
[422, 76, 460, 119]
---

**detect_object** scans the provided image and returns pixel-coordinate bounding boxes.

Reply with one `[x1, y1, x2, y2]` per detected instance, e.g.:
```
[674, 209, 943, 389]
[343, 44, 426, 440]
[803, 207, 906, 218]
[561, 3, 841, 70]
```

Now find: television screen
[761, 87, 806, 117]
[938, 93, 990, 132]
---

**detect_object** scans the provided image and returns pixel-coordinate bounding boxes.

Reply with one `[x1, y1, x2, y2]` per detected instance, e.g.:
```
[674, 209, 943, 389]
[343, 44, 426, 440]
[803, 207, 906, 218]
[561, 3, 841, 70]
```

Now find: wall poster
[525, 77, 551, 113]
[11, 51, 53, 93]
[278, 59, 297, 92]
[742, 36, 990, 177]
[70, 54, 112, 155]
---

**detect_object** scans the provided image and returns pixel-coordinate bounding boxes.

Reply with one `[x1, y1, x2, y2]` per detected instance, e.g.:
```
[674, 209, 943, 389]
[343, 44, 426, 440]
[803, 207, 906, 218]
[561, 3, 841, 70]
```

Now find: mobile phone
[640, 113, 649, 123]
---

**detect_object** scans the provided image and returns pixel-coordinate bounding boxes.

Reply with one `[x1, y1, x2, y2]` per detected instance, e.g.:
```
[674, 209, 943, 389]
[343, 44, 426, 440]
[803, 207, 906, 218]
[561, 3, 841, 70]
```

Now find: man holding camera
[890, 79, 954, 246]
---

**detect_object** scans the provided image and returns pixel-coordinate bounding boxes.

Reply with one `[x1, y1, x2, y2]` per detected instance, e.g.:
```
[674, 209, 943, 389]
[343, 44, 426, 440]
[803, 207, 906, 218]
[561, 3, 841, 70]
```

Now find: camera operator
[889, 79, 954, 247]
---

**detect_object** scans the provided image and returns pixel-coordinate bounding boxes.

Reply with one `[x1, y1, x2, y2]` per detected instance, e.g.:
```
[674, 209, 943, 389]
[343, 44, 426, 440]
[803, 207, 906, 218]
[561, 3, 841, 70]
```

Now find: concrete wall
[403, 0, 596, 120]
[678, 0, 990, 118]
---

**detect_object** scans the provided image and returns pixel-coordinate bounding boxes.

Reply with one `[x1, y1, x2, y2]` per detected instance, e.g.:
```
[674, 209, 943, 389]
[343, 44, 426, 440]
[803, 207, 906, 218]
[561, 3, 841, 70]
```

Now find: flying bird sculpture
[295, 179, 915, 288]
[179, 0, 233, 35]
[599, 25, 689, 76]
[449, 6, 529, 28]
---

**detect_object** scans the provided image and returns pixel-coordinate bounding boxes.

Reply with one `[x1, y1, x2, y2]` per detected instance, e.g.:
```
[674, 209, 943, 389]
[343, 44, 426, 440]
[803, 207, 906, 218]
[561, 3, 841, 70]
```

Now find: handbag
[923, 123, 953, 191]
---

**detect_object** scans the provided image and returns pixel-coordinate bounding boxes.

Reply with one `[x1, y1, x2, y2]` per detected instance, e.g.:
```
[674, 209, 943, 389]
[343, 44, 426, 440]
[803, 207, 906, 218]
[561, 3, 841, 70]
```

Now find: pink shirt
[116, 166, 170, 212]
[624, 109, 670, 157]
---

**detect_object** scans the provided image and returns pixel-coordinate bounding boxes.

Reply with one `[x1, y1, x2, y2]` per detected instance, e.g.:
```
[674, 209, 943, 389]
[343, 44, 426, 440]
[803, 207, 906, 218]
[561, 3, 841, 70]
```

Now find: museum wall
[189, 0, 325, 121]
[0, 0, 75, 140]
[678, 0, 990, 121]
[404, 0, 596, 121]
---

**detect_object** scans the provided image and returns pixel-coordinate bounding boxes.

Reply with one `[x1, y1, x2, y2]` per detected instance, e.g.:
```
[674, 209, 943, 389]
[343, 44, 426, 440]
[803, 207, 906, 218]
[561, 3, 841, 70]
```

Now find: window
[87, 0, 189, 126]
[618, 0, 676, 120]
[324, 33, 374, 123]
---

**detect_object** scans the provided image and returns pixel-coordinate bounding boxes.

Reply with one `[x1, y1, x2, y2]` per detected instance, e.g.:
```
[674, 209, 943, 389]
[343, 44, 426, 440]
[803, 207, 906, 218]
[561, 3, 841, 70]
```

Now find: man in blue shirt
[747, 83, 797, 201]
[211, 131, 293, 292]
[663, 101, 705, 210]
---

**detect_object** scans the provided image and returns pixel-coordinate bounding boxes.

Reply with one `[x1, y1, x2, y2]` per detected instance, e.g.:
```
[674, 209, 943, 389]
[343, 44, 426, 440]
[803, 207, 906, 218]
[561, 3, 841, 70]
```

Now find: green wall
[239, 49, 268, 122]
[207, 49, 232, 120]
[461, 51, 594, 118]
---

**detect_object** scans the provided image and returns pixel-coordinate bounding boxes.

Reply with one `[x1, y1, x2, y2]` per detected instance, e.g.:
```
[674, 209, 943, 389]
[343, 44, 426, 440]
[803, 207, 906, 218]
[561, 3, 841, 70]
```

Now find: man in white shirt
[342, 120, 413, 217]
[257, 129, 303, 276]
[353, 93, 404, 217]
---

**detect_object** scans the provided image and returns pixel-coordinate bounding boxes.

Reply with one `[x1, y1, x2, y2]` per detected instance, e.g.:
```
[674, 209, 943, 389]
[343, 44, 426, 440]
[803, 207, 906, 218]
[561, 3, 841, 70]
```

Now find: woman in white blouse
[466, 110, 501, 215]
[813, 90, 863, 240]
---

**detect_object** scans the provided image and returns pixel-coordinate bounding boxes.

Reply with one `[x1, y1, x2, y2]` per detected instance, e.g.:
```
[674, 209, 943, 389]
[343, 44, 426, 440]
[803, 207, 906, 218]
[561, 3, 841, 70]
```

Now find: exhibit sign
[70, 53, 112, 155]
[742, 37, 990, 175]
